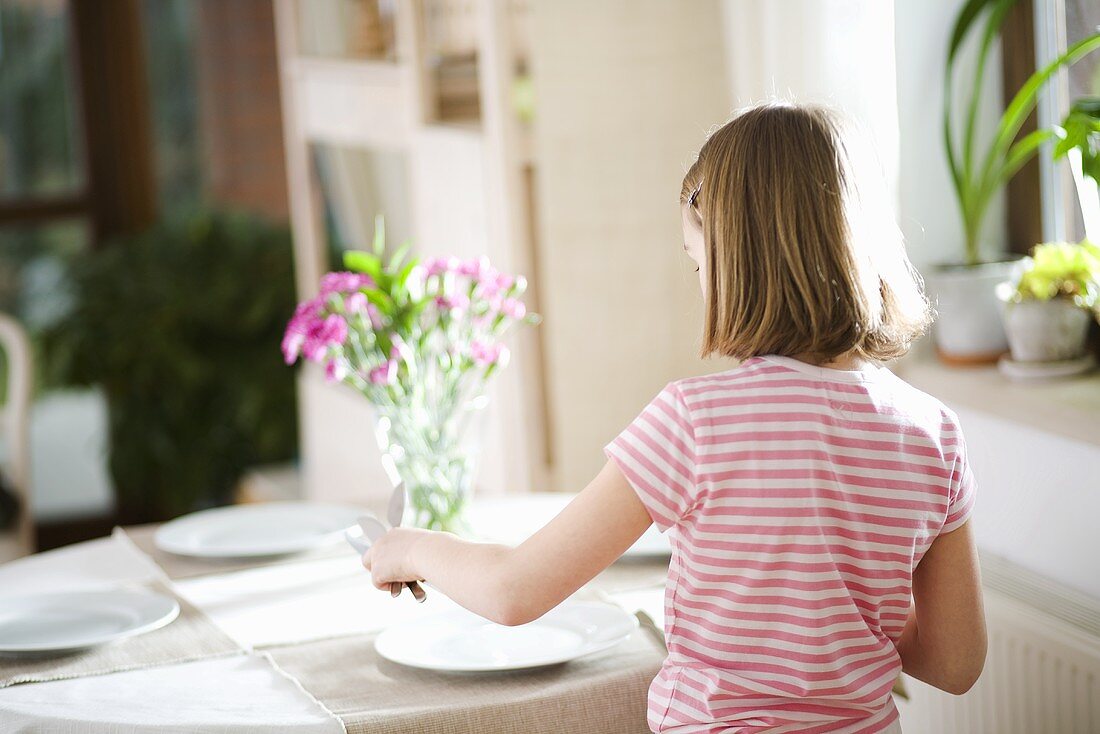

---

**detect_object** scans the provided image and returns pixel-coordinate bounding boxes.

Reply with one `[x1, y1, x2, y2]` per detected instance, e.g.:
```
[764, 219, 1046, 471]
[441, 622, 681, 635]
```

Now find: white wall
[720, 0, 900, 213]
[957, 407, 1100, 599]
[530, 0, 733, 493]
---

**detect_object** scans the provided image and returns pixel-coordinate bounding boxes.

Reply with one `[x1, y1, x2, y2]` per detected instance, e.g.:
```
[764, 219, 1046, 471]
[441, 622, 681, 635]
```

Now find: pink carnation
[320, 271, 374, 296]
[369, 358, 398, 386]
[470, 339, 506, 366]
[302, 314, 348, 363]
[423, 256, 461, 277]
[491, 272, 515, 292]
[435, 294, 470, 311]
[325, 358, 348, 382]
[282, 297, 325, 365]
[475, 271, 515, 299]
[459, 256, 492, 278]
[501, 297, 526, 320]
[344, 292, 368, 313]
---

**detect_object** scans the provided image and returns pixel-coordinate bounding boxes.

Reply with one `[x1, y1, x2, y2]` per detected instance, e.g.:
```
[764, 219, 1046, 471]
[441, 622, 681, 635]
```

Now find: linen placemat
[0, 579, 243, 688]
[266, 624, 666, 734]
[119, 524, 359, 581]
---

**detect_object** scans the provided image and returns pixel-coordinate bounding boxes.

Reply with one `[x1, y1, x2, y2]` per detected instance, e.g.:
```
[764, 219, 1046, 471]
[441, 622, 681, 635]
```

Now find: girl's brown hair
[681, 102, 932, 363]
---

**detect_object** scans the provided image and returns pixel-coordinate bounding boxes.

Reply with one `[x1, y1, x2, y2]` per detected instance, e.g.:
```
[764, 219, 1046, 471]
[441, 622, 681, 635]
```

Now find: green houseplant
[934, 0, 1100, 363]
[41, 211, 300, 523]
[1054, 97, 1100, 243]
[996, 241, 1099, 369]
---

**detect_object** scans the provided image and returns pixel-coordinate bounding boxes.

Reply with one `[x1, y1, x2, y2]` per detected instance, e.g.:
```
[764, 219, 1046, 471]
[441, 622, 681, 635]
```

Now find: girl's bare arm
[896, 519, 987, 694]
[366, 460, 654, 625]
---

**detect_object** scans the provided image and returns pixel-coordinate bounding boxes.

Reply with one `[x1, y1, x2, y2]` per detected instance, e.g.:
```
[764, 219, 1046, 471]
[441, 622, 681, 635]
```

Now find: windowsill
[891, 355, 1100, 449]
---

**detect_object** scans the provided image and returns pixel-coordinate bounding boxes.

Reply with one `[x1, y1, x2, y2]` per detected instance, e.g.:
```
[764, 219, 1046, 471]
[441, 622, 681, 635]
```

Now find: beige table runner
[267, 623, 665, 734]
[0, 580, 243, 688]
[122, 522, 671, 732]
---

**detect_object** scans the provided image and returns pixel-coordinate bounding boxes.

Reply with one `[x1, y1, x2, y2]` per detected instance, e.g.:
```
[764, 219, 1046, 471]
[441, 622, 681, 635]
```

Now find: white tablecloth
[173, 553, 462, 648]
[0, 533, 344, 734]
[0, 653, 343, 734]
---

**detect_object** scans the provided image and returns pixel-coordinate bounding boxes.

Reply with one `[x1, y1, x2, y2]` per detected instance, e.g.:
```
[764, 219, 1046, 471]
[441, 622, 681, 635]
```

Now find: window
[1034, 0, 1100, 244]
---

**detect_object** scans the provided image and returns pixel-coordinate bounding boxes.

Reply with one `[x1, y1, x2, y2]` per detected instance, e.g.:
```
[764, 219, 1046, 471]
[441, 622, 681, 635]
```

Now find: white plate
[0, 590, 179, 655]
[154, 502, 363, 558]
[375, 600, 638, 672]
[467, 493, 672, 558]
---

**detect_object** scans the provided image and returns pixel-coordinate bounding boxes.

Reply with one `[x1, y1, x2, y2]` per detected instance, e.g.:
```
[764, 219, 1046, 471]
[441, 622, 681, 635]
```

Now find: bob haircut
[681, 102, 932, 363]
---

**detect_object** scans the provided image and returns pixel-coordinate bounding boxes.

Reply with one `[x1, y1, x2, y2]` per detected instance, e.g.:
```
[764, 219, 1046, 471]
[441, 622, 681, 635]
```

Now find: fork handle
[390, 580, 427, 602]
[407, 580, 427, 603]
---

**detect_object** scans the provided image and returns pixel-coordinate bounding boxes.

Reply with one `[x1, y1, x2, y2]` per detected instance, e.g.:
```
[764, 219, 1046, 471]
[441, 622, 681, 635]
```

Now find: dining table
[0, 493, 670, 734]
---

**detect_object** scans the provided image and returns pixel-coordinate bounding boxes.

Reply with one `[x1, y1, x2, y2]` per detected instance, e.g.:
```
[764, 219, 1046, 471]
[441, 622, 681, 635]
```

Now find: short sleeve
[940, 426, 977, 535]
[604, 382, 698, 534]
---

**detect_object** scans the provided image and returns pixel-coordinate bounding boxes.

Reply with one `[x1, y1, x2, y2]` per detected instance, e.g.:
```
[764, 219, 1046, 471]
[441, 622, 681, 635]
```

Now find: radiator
[897, 553, 1100, 734]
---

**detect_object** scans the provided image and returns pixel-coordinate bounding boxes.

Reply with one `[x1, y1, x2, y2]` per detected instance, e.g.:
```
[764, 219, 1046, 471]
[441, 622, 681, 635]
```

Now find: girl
[363, 102, 987, 733]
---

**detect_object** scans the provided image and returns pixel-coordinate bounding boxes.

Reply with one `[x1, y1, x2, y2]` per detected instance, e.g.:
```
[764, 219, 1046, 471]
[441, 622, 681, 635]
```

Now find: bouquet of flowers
[282, 219, 539, 532]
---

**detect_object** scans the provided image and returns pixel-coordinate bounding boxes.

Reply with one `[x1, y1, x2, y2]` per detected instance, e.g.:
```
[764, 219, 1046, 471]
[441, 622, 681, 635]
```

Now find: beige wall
[529, 0, 735, 493]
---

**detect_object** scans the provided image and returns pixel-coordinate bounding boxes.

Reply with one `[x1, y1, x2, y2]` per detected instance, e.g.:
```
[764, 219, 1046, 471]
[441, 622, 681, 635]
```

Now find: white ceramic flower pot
[1001, 299, 1092, 362]
[927, 260, 1019, 364]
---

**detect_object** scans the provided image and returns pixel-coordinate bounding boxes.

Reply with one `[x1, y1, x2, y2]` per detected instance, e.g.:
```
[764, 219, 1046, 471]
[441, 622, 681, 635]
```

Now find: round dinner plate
[375, 600, 638, 672]
[154, 502, 363, 558]
[0, 590, 179, 656]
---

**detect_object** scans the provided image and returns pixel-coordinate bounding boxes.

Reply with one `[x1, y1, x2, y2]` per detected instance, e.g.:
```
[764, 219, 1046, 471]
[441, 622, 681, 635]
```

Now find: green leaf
[962, 29, 1100, 264]
[388, 241, 411, 271]
[372, 214, 386, 256]
[394, 258, 418, 289]
[943, 1, 1009, 258]
[362, 288, 394, 315]
[1001, 128, 1058, 182]
[1054, 101, 1100, 185]
[344, 250, 383, 280]
[947, 0, 1001, 66]
[962, 0, 1017, 188]
[980, 31, 1100, 196]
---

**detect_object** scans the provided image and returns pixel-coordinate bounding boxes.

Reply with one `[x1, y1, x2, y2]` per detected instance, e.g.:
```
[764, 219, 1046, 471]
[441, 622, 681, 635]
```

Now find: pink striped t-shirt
[605, 354, 976, 734]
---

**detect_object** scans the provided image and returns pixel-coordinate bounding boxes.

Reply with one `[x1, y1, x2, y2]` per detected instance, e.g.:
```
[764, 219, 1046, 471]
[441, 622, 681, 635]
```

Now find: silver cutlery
[347, 484, 426, 603]
[385, 483, 427, 602]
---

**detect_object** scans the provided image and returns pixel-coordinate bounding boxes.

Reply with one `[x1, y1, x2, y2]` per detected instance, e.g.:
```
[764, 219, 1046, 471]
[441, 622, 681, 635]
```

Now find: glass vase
[371, 395, 486, 535]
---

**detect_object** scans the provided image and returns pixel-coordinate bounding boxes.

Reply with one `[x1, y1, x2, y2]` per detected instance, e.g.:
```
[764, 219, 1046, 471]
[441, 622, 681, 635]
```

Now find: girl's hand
[356, 461, 653, 624]
[361, 527, 434, 590]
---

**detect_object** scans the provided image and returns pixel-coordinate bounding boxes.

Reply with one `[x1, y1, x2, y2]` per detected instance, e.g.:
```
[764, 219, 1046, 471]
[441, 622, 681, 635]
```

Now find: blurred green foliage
[40, 211, 299, 522]
[1009, 240, 1100, 313]
[1055, 97, 1100, 184]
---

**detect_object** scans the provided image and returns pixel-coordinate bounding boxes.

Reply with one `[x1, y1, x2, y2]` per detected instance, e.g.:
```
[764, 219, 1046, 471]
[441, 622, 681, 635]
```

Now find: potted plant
[934, 0, 1100, 364]
[40, 211, 300, 523]
[282, 218, 539, 534]
[995, 240, 1099, 377]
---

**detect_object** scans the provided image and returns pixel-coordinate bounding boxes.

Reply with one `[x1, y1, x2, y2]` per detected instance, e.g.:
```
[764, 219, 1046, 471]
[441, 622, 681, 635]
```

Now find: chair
[0, 313, 33, 560]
